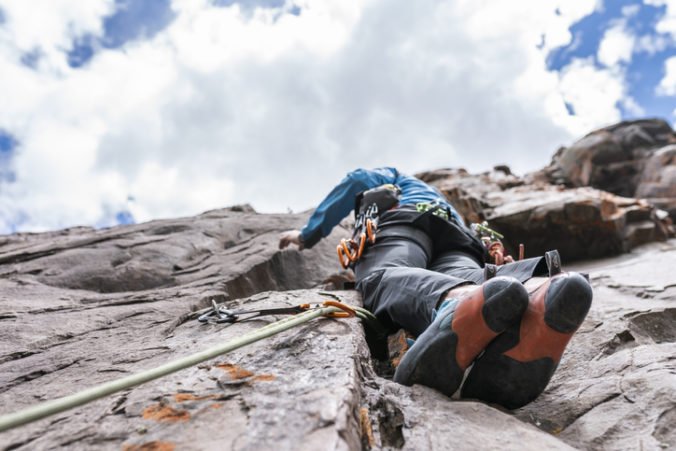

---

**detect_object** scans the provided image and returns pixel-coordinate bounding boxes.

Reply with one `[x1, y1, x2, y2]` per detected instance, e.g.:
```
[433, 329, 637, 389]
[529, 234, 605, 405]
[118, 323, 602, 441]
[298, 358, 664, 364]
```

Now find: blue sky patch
[0, 130, 17, 185]
[564, 102, 576, 116]
[547, 0, 675, 123]
[289, 5, 301, 16]
[214, 0, 301, 17]
[95, 208, 135, 229]
[65, 0, 175, 68]
[214, 0, 286, 8]
[115, 210, 135, 225]
[0, 7, 5, 25]
[67, 35, 97, 68]
[0, 130, 17, 154]
[20, 48, 42, 69]
[102, 0, 175, 48]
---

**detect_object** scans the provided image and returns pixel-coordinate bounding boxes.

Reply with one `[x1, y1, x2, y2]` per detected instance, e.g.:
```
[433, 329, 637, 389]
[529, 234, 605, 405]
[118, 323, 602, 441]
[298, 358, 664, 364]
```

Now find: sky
[0, 0, 674, 234]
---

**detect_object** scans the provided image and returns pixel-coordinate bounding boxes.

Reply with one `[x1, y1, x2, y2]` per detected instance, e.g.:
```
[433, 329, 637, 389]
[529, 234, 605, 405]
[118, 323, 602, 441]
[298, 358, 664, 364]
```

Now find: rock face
[1, 205, 674, 450]
[0, 205, 342, 298]
[515, 241, 676, 450]
[0, 207, 354, 450]
[1, 119, 676, 450]
[417, 168, 673, 262]
[532, 119, 676, 220]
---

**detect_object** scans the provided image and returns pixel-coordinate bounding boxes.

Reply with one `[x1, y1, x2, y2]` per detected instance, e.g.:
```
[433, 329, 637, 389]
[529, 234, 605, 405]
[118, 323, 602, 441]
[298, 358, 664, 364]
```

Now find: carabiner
[366, 218, 376, 244]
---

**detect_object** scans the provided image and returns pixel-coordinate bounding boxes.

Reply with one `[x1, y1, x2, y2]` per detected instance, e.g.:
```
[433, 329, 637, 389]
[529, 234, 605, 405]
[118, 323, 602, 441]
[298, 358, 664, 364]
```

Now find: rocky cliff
[0, 120, 675, 450]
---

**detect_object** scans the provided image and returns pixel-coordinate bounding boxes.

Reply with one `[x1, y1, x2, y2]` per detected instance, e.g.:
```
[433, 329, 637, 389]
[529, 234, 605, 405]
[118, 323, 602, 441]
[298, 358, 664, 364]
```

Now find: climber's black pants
[354, 224, 547, 336]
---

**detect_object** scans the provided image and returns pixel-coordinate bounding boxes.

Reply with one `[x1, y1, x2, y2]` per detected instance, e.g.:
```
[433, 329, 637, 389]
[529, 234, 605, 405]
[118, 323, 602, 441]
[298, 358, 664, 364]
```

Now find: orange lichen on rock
[173, 393, 214, 403]
[359, 407, 375, 448]
[252, 374, 276, 382]
[216, 362, 275, 382]
[216, 363, 254, 379]
[122, 441, 176, 451]
[142, 404, 190, 423]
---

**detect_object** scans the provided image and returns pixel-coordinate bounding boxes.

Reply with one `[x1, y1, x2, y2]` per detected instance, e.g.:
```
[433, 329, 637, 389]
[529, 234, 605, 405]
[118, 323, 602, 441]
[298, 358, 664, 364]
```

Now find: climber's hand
[279, 230, 304, 250]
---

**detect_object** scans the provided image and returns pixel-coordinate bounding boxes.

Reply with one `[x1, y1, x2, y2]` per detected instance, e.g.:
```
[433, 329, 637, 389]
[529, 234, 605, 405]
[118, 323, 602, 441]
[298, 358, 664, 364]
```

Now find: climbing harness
[0, 299, 385, 433]
[337, 184, 401, 269]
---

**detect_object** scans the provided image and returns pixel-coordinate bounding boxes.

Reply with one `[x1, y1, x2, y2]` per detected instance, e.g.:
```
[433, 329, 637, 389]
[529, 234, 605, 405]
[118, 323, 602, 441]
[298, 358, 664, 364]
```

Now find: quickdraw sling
[337, 184, 401, 268]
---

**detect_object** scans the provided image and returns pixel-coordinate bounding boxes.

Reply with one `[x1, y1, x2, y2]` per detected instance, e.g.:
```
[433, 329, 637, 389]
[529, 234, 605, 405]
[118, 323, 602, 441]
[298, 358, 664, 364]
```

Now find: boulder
[636, 144, 676, 219]
[418, 168, 673, 261]
[531, 119, 676, 221]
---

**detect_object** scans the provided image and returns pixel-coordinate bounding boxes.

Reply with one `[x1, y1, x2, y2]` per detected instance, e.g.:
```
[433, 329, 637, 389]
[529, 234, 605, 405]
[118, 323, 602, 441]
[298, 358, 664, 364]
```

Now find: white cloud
[635, 33, 671, 54]
[622, 5, 641, 17]
[657, 56, 676, 95]
[620, 96, 646, 116]
[556, 58, 626, 132]
[0, 0, 115, 72]
[645, 0, 676, 37]
[0, 0, 624, 233]
[597, 21, 635, 67]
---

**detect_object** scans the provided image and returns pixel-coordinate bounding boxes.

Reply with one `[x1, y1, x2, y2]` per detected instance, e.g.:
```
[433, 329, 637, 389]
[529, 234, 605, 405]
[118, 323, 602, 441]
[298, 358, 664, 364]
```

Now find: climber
[279, 167, 592, 409]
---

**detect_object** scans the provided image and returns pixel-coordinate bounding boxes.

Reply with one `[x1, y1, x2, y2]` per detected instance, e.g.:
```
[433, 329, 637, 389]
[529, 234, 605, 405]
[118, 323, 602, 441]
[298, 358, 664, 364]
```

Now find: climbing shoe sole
[460, 272, 593, 409]
[393, 276, 528, 397]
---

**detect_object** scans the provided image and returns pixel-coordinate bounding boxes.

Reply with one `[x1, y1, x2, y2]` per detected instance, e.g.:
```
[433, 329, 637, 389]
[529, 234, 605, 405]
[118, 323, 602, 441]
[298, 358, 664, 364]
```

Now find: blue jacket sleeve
[300, 168, 397, 249]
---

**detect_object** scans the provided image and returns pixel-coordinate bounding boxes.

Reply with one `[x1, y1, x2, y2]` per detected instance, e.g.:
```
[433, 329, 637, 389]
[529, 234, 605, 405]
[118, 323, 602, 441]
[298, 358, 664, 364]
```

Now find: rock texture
[1, 205, 674, 450]
[1, 119, 676, 450]
[417, 167, 673, 262]
[0, 207, 354, 450]
[532, 119, 676, 220]
[514, 240, 676, 450]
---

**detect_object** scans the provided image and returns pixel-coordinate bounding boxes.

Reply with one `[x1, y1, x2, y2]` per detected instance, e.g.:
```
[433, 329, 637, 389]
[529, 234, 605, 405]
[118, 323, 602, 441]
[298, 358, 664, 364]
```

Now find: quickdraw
[195, 296, 386, 338]
[198, 299, 312, 324]
[197, 299, 357, 324]
[337, 203, 378, 269]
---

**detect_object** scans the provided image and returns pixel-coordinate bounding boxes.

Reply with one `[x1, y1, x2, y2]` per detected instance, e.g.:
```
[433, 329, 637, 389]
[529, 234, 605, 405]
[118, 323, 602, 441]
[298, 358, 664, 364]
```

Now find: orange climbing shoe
[460, 272, 593, 409]
[393, 276, 528, 396]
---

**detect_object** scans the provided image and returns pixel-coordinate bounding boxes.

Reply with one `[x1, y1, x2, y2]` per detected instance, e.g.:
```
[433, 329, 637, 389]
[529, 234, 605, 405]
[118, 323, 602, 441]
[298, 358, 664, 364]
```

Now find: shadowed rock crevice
[652, 407, 676, 444]
[373, 397, 406, 448]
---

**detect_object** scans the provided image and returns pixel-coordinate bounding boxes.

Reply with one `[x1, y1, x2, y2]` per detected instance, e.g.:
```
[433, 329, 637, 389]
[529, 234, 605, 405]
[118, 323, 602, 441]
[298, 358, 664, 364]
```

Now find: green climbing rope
[0, 302, 380, 433]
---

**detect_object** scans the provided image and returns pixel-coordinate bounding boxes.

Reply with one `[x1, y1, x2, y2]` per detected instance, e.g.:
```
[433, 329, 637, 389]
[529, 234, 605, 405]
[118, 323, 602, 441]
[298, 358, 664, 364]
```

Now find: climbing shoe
[393, 276, 528, 396]
[460, 272, 593, 409]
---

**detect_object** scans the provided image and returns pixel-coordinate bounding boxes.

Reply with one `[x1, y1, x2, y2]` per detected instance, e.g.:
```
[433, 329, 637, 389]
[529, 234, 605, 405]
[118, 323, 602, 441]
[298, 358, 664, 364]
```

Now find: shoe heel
[482, 277, 529, 332]
[544, 272, 593, 333]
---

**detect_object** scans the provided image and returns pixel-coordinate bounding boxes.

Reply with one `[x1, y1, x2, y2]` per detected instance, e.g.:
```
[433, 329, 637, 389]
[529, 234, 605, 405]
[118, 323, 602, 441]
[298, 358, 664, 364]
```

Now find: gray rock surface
[532, 119, 676, 222]
[417, 168, 673, 261]
[0, 206, 355, 450]
[513, 240, 676, 450]
[1, 204, 674, 450]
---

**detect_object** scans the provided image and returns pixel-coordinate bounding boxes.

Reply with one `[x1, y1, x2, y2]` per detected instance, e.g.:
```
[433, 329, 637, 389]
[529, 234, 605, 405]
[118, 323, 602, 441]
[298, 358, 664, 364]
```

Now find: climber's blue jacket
[300, 167, 464, 249]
